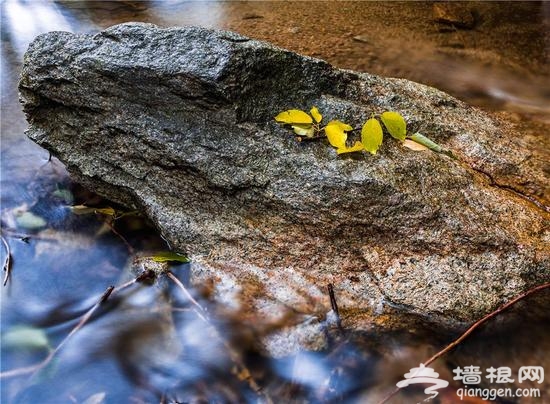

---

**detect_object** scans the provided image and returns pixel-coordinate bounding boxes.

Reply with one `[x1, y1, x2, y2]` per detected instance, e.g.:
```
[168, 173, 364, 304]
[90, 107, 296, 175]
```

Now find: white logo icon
[396, 363, 449, 401]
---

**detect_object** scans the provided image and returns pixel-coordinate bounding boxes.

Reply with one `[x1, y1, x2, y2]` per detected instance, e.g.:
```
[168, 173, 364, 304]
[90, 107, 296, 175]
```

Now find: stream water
[1, 1, 549, 403]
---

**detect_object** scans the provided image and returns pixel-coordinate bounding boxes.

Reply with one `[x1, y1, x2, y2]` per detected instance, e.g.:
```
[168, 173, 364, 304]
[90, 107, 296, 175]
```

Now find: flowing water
[1, 2, 549, 403]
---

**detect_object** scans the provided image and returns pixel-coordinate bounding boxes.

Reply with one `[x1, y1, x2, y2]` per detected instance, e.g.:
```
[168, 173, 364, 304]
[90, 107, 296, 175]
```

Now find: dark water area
[1, 1, 549, 403]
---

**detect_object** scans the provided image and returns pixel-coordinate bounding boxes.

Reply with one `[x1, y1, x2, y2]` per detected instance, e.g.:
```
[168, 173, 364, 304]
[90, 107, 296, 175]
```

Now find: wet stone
[20, 23, 550, 354]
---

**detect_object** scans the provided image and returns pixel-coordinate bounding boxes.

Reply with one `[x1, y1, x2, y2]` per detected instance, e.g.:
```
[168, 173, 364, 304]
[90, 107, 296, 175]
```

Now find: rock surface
[20, 23, 549, 354]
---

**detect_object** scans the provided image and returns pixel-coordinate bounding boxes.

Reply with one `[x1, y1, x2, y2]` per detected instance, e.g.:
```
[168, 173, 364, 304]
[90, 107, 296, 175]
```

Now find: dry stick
[2, 235, 12, 286]
[0, 278, 140, 379]
[377, 281, 550, 404]
[327, 283, 344, 333]
[166, 271, 272, 404]
[103, 218, 135, 255]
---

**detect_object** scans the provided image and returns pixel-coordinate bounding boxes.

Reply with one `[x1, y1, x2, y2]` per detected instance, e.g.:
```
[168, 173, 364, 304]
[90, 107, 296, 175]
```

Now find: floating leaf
[2, 325, 50, 351]
[361, 118, 384, 155]
[16, 212, 47, 230]
[402, 139, 429, 151]
[381, 111, 407, 140]
[275, 109, 313, 125]
[82, 392, 106, 404]
[150, 251, 190, 263]
[70, 205, 96, 215]
[325, 120, 353, 149]
[310, 106, 322, 123]
[70, 205, 116, 217]
[408, 132, 443, 152]
[292, 124, 315, 138]
[95, 207, 116, 216]
[336, 141, 364, 154]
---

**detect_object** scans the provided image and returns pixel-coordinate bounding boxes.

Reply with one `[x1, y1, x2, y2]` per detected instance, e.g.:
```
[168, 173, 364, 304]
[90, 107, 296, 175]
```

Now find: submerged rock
[20, 23, 549, 354]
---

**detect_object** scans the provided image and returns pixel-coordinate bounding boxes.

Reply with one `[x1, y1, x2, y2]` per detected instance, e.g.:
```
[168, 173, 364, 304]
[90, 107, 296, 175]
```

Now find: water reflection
[2, 0, 73, 58]
[1, 1, 550, 403]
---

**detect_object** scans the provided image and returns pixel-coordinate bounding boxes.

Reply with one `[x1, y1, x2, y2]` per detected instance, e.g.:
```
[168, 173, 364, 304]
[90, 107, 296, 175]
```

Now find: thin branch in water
[0, 281, 138, 380]
[166, 271, 207, 321]
[2, 235, 12, 286]
[376, 281, 550, 404]
[103, 218, 135, 254]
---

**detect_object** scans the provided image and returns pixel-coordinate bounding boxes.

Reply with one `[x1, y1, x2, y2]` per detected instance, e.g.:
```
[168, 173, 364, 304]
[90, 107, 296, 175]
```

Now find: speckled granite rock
[19, 23, 549, 354]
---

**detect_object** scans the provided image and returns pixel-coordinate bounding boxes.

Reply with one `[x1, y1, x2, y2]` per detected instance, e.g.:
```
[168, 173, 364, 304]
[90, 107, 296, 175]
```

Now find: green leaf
[2, 325, 50, 351]
[361, 118, 384, 155]
[275, 109, 313, 125]
[16, 212, 47, 230]
[150, 251, 190, 263]
[381, 111, 407, 140]
[408, 132, 443, 152]
[310, 106, 322, 123]
[292, 124, 315, 138]
[324, 120, 353, 149]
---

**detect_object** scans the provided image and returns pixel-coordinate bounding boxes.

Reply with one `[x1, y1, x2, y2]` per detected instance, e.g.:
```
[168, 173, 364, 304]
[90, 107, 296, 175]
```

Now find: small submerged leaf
[361, 118, 383, 155]
[408, 132, 443, 152]
[336, 141, 364, 155]
[381, 111, 407, 140]
[325, 120, 353, 149]
[275, 109, 313, 125]
[403, 139, 430, 151]
[52, 188, 74, 205]
[310, 106, 323, 123]
[2, 325, 50, 351]
[150, 251, 190, 263]
[16, 212, 47, 230]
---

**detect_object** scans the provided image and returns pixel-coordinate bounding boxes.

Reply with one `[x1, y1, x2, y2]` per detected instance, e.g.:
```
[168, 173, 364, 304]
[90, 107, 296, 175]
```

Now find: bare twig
[2, 235, 12, 286]
[327, 283, 344, 333]
[377, 281, 550, 404]
[103, 218, 135, 254]
[0, 278, 141, 380]
[166, 271, 204, 316]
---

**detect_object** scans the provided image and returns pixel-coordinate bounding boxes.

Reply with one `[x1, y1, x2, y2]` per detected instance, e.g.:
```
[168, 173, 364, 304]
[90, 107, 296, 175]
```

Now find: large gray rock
[19, 23, 549, 353]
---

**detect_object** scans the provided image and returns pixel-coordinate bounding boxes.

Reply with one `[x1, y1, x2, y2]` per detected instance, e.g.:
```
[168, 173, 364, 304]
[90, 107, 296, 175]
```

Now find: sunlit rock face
[19, 23, 549, 353]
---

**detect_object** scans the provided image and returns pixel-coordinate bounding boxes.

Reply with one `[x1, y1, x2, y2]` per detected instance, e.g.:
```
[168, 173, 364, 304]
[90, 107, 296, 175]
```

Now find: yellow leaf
[310, 106, 322, 123]
[336, 141, 364, 154]
[292, 124, 315, 138]
[402, 139, 429, 151]
[325, 120, 353, 149]
[275, 109, 313, 125]
[95, 207, 116, 216]
[70, 205, 116, 217]
[380, 111, 407, 140]
[361, 118, 383, 155]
